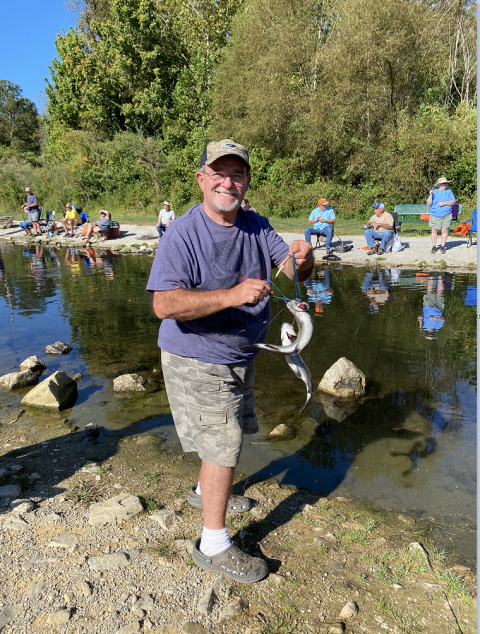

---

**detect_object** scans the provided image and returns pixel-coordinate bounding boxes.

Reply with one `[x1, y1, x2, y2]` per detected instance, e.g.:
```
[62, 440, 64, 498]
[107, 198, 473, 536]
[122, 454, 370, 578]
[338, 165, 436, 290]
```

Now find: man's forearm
[153, 288, 231, 321]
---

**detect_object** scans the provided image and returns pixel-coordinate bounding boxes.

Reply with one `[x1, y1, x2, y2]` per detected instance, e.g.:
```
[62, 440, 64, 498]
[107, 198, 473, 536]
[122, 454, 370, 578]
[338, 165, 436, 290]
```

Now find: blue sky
[0, 0, 75, 109]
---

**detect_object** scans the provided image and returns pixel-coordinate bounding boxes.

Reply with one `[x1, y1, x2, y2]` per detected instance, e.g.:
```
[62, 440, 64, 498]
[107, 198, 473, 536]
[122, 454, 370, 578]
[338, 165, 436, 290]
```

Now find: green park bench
[394, 204, 462, 232]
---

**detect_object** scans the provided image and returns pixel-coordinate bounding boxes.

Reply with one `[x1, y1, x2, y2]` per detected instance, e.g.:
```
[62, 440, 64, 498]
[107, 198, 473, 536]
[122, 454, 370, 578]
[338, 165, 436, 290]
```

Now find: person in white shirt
[156, 201, 176, 238]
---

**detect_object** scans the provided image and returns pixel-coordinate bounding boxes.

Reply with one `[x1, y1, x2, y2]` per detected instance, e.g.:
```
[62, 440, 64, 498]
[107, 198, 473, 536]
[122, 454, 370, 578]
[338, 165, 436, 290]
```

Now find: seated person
[156, 201, 175, 237]
[61, 203, 82, 237]
[364, 203, 393, 254]
[20, 186, 41, 236]
[361, 269, 390, 313]
[81, 209, 111, 243]
[304, 198, 336, 254]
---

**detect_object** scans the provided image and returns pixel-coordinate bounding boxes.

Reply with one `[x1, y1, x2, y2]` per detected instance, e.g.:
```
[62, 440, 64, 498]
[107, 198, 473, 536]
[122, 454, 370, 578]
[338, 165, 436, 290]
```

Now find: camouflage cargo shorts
[161, 350, 259, 468]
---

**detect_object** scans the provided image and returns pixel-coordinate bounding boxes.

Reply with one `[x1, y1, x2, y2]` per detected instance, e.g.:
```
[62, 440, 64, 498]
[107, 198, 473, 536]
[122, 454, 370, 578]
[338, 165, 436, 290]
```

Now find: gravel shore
[0, 222, 477, 272]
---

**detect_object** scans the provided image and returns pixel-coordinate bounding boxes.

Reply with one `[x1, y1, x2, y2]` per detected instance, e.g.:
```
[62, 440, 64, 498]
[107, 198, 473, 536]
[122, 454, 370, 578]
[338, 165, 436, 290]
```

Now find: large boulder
[45, 341, 73, 355]
[0, 216, 13, 229]
[0, 370, 38, 390]
[318, 358, 366, 398]
[21, 371, 78, 410]
[89, 493, 143, 526]
[113, 374, 149, 392]
[19, 356, 46, 372]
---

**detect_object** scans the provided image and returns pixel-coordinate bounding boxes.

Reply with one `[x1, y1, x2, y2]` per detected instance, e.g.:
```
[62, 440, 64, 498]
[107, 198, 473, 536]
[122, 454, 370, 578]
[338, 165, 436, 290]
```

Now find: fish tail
[298, 392, 312, 414]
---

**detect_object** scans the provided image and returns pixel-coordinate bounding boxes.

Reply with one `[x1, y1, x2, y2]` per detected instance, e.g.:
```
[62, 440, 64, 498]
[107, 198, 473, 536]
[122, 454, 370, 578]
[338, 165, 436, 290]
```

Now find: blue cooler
[79, 212, 88, 224]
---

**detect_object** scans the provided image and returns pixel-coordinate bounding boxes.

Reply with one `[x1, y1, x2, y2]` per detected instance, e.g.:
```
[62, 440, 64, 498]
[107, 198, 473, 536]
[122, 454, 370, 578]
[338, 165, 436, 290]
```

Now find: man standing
[364, 203, 394, 255]
[426, 177, 455, 255]
[147, 139, 313, 583]
[20, 187, 41, 236]
[156, 201, 176, 238]
[304, 198, 336, 254]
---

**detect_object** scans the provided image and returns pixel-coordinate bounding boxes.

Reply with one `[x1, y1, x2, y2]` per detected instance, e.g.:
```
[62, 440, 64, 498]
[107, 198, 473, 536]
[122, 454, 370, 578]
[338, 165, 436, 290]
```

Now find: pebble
[197, 587, 214, 615]
[46, 608, 71, 625]
[3, 516, 29, 531]
[73, 579, 92, 597]
[132, 595, 154, 611]
[181, 624, 211, 634]
[338, 601, 358, 618]
[10, 499, 35, 514]
[269, 423, 290, 436]
[149, 509, 183, 532]
[331, 562, 344, 575]
[217, 597, 249, 624]
[30, 472, 42, 479]
[47, 533, 80, 550]
[328, 624, 345, 633]
[0, 485, 22, 498]
[25, 581, 47, 599]
[88, 552, 131, 571]
[89, 493, 144, 526]
[0, 606, 20, 630]
[116, 621, 141, 634]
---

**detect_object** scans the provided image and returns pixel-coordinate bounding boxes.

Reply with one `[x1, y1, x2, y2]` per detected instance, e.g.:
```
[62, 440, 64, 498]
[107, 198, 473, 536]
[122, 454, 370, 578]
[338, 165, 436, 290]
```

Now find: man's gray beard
[212, 190, 240, 212]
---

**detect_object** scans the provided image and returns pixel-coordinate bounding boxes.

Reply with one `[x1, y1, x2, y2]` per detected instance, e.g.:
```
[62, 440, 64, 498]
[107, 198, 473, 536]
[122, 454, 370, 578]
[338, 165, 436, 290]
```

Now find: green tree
[0, 80, 41, 153]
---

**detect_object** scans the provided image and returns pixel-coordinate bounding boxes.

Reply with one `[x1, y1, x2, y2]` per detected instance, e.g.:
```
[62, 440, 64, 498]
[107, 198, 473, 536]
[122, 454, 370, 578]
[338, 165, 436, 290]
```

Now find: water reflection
[361, 268, 391, 312]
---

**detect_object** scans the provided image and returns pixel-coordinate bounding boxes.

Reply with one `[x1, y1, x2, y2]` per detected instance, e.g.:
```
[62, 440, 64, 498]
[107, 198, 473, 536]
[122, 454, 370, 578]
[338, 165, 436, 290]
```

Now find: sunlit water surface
[0, 243, 476, 565]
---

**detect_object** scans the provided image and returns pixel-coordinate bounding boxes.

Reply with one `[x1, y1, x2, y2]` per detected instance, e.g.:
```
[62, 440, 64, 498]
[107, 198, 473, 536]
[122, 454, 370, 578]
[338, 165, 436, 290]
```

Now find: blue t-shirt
[146, 203, 290, 364]
[429, 189, 455, 218]
[27, 194, 39, 209]
[422, 306, 445, 330]
[308, 206, 335, 231]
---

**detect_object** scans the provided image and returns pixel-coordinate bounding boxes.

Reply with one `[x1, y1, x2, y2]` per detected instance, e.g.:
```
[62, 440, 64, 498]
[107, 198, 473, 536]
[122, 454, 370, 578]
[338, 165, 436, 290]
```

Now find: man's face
[375, 207, 383, 217]
[66, 205, 72, 211]
[196, 156, 250, 219]
[318, 204, 326, 212]
[163, 204, 170, 211]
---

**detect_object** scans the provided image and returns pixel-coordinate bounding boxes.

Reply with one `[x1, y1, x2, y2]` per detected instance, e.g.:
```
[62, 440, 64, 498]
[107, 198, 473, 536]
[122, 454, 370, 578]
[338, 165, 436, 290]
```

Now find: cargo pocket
[183, 380, 222, 409]
[186, 404, 228, 455]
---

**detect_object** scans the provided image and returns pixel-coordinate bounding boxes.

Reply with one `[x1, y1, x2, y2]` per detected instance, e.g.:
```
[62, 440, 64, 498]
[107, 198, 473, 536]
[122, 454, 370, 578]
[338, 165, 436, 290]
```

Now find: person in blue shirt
[304, 198, 336, 254]
[418, 275, 446, 338]
[426, 176, 456, 255]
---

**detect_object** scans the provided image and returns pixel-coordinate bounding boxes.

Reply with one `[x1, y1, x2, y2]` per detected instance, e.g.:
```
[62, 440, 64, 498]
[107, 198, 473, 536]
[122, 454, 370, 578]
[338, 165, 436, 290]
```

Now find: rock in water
[19, 356, 46, 372]
[113, 374, 149, 392]
[0, 370, 38, 390]
[318, 357, 366, 398]
[269, 423, 290, 437]
[21, 371, 78, 410]
[85, 423, 100, 439]
[317, 392, 358, 422]
[89, 493, 144, 526]
[45, 341, 73, 355]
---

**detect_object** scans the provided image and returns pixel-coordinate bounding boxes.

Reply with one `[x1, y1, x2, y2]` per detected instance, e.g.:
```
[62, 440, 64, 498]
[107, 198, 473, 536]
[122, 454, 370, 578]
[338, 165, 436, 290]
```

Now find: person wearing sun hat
[304, 197, 336, 254]
[156, 201, 176, 238]
[427, 176, 455, 255]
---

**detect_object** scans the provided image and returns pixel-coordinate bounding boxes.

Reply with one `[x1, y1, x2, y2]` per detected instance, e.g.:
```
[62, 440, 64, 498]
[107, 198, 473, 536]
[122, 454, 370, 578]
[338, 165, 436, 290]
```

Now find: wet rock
[25, 581, 47, 599]
[89, 493, 143, 526]
[116, 622, 141, 634]
[0, 369, 38, 390]
[113, 374, 149, 392]
[72, 373, 83, 381]
[181, 624, 210, 634]
[318, 357, 366, 398]
[88, 552, 131, 571]
[19, 356, 46, 372]
[269, 423, 290, 437]
[136, 435, 158, 446]
[217, 597, 249, 624]
[0, 485, 22, 498]
[317, 392, 358, 422]
[30, 473, 41, 480]
[197, 587, 215, 615]
[85, 423, 100, 439]
[0, 606, 20, 630]
[339, 602, 358, 619]
[149, 510, 183, 532]
[45, 341, 73, 355]
[46, 609, 71, 625]
[10, 465, 22, 472]
[10, 499, 35, 514]
[47, 533, 79, 550]
[132, 595, 154, 611]
[21, 370, 78, 410]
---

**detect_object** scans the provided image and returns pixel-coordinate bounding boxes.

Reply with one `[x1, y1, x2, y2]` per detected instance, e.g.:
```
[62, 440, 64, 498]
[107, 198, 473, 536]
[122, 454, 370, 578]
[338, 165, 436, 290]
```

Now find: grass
[286, 574, 300, 588]
[339, 516, 378, 545]
[142, 470, 162, 487]
[374, 598, 422, 634]
[429, 546, 447, 564]
[152, 539, 177, 560]
[171, 483, 191, 498]
[261, 620, 296, 634]
[131, 243, 140, 249]
[276, 590, 288, 600]
[138, 495, 159, 511]
[226, 514, 250, 531]
[98, 464, 111, 476]
[66, 484, 101, 504]
[316, 503, 329, 513]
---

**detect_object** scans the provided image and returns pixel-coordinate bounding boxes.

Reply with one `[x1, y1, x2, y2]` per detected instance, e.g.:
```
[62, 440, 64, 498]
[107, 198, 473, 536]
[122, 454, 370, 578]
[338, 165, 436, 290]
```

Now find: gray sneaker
[431, 246, 437, 254]
[188, 487, 253, 513]
[440, 246, 446, 254]
[192, 538, 268, 583]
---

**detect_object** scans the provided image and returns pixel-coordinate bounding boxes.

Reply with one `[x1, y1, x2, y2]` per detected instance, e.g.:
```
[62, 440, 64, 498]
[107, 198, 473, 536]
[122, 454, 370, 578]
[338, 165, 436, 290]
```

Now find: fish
[240, 300, 313, 355]
[281, 322, 313, 413]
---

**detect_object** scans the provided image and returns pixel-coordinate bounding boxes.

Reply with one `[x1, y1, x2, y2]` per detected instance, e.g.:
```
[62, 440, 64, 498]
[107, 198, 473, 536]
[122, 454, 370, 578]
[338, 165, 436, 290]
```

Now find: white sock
[195, 481, 201, 495]
[200, 526, 231, 557]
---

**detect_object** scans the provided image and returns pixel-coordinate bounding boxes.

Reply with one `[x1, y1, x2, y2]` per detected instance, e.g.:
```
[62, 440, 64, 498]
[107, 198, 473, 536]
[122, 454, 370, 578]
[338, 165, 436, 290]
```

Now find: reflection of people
[418, 275, 445, 338]
[20, 187, 41, 236]
[156, 201, 176, 238]
[364, 203, 393, 255]
[147, 138, 313, 582]
[361, 269, 390, 313]
[61, 203, 82, 238]
[304, 267, 333, 315]
[427, 177, 455, 255]
[304, 198, 336, 254]
[81, 210, 111, 243]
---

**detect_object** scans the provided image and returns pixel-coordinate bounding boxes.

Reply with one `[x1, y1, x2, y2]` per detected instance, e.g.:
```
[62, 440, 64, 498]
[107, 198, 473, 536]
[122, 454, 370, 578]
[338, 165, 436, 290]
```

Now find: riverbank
[0, 411, 476, 634]
[0, 221, 476, 272]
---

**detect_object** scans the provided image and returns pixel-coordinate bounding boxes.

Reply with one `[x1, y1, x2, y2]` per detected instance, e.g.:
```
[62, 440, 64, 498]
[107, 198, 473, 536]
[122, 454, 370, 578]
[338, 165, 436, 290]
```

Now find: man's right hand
[228, 279, 272, 307]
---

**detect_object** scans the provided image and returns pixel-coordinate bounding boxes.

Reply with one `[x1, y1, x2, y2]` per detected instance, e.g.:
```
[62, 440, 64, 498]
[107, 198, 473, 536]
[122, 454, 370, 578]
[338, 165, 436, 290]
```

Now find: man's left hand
[289, 239, 314, 271]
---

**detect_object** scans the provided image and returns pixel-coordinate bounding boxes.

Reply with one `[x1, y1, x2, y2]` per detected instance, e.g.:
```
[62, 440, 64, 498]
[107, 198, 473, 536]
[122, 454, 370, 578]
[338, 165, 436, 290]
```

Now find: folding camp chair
[314, 233, 327, 249]
[466, 208, 476, 248]
[373, 212, 399, 250]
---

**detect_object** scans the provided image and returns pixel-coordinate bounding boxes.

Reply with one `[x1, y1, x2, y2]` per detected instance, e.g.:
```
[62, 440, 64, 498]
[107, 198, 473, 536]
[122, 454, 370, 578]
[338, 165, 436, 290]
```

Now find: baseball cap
[318, 198, 329, 206]
[373, 202, 384, 209]
[200, 139, 250, 169]
[25, 187, 32, 192]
